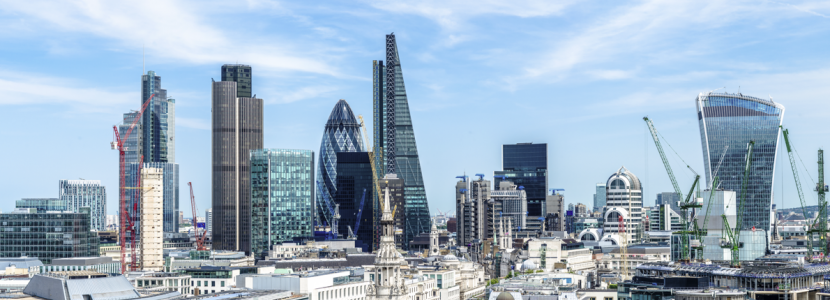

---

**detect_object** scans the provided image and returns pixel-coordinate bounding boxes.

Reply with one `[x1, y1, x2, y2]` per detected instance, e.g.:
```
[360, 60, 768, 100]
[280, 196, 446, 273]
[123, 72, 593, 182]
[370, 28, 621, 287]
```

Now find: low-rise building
[0, 257, 43, 277]
[41, 256, 120, 275]
[134, 272, 192, 295]
[22, 273, 181, 300]
[238, 269, 371, 300]
[183, 265, 275, 295]
[0, 208, 99, 264]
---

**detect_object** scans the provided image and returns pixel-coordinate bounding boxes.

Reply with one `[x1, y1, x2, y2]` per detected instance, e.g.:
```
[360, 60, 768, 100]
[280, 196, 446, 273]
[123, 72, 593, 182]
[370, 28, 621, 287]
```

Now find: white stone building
[140, 167, 164, 271]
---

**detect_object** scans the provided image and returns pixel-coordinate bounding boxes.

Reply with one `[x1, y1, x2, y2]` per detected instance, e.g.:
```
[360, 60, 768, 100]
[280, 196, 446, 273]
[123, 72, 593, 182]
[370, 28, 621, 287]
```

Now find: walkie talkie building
[696, 92, 784, 259]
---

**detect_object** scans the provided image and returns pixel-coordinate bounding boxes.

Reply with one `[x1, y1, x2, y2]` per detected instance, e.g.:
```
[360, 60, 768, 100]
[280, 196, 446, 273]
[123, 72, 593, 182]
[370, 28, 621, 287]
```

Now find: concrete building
[23, 273, 181, 300]
[140, 167, 164, 271]
[42, 257, 120, 275]
[238, 269, 371, 300]
[544, 193, 565, 232]
[205, 209, 213, 234]
[456, 175, 490, 252]
[212, 64, 263, 254]
[134, 272, 192, 295]
[602, 166, 643, 242]
[59, 180, 106, 231]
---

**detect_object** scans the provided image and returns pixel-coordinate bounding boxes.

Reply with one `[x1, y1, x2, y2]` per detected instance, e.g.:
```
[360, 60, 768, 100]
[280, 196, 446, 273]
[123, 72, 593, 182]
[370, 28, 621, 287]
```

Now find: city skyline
[1, 2, 829, 219]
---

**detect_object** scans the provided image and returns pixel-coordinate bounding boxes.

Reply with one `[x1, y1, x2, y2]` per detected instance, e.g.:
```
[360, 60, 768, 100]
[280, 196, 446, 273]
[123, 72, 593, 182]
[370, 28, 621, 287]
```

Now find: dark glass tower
[221, 64, 252, 98]
[334, 152, 375, 252]
[212, 64, 263, 254]
[494, 143, 548, 216]
[372, 33, 431, 247]
[696, 92, 784, 239]
[317, 99, 364, 230]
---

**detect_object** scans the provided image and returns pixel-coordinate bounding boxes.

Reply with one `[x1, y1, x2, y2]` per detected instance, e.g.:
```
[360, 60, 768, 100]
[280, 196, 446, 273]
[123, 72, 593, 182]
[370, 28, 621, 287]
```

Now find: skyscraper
[603, 166, 643, 242]
[212, 64, 264, 254]
[372, 33, 431, 245]
[334, 152, 375, 252]
[593, 183, 606, 211]
[250, 149, 315, 258]
[317, 99, 364, 229]
[59, 180, 106, 231]
[140, 71, 175, 164]
[494, 143, 548, 216]
[696, 92, 784, 238]
[221, 64, 252, 98]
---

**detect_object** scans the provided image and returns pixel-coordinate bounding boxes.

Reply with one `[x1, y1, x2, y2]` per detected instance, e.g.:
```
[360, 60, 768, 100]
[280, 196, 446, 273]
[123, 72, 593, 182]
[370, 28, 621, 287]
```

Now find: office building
[490, 180, 527, 236]
[140, 70, 175, 164]
[333, 152, 375, 251]
[206, 209, 213, 234]
[372, 33, 431, 246]
[655, 192, 681, 214]
[593, 183, 606, 211]
[221, 64, 252, 98]
[380, 174, 406, 249]
[59, 180, 106, 231]
[141, 167, 164, 271]
[317, 99, 365, 229]
[250, 149, 315, 258]
[15, 198, 67, 212]
[544, 192, 564, 231]
[146, 162, 179, 233]
[696, 92, 784, 242]
[602, 166, 644, 242]
[0, 208, 99, 264]
[494, 143, 548, 216]
[212, 64, 264, 254]
[455, 176, 490, 249]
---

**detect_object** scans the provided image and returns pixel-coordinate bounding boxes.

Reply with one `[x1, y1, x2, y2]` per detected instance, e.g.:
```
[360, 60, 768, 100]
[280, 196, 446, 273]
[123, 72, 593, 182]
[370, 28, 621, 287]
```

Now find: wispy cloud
[0, 70, 132, 112]
[271, 85, 340, 104]
[0, 0, 342, 77]
[366, 0, 574, 30]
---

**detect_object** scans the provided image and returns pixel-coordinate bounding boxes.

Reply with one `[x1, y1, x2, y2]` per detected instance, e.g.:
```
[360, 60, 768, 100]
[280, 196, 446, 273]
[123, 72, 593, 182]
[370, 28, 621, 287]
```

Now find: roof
[326, 100, 360, 128]
[50, 257, 113, 266]
[0, 258, 44, 269]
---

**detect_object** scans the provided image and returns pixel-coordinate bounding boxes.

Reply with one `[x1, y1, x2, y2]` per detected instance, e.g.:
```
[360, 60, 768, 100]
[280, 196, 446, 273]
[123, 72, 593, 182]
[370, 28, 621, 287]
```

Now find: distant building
[544, 193, 564, 231]
[495, 143, 547, 217]
[42, 257, 121, 275]
[333, 152, 375, 251]
[491, 180, 527, 236]
[140, 167, 164, 271]
[603, 166, 644, 242]
[250, 149, 315, 258]
[206, 209, 213, 234]
[0, 208, 99, 264]
[24, 273, 180, 300]
[59, 180, 106, 231]
[455, 176, 490, 250]
[447, 218, 457, 233]
[15, 198, 67, 212]
[593, 183, 606, 211]
[380, 174, 406, 249]
[211, 64, 263, 254]
[655, 192, 681, 214]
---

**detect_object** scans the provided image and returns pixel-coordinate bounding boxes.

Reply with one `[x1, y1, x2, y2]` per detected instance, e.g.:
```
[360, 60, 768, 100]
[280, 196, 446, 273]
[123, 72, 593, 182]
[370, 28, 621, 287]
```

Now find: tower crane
[643, 117, 701, 261]
[721, 141, 754, 268]
[781, 127, 817, 259]
[316, 181, 340, 239]
[188, 182, 207, 251]
[111, 93, 154, 273]
[816, 149, 828, 259]
[618, 214, 629, 280]
[358, 115, 388, 249]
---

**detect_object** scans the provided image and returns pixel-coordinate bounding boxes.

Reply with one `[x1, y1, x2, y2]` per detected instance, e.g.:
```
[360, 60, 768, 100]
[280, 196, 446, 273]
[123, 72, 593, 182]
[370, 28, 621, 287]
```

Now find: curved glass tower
[696, 92, 784, 254]
[318, 99, 364, 227]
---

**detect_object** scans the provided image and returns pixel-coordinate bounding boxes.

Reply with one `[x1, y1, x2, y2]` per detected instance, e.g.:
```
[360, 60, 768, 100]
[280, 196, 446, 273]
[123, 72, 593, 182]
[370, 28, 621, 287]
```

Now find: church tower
[367, 184, 407, 299]
[429, 221, 440, 256]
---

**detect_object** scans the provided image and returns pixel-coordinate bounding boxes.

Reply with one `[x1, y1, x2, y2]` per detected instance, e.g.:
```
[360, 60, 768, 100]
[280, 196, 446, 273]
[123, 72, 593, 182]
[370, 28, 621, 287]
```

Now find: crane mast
[358, 115, 386, 250]
[189, 182, 207, 251]
[780, 127, 816, 259]
[816, 149, 828, 259]
[721, 141, 754, 268]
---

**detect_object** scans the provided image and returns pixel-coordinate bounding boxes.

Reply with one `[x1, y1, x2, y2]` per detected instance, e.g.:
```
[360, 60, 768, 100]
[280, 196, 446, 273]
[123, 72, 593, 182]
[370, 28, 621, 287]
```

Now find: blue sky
[1, 1, 829, 219]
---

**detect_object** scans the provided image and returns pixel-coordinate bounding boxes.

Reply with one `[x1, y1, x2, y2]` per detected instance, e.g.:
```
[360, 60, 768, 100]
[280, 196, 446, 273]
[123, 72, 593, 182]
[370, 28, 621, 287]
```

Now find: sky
[0, 0, 829, 220]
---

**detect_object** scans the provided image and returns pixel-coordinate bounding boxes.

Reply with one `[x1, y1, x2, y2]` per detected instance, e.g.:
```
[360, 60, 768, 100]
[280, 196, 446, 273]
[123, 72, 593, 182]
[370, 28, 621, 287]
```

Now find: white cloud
[586, 69, 637, 80]
[272, 85, 340, 104]
[0, 71, 132, 112]
[1, 0, 341, 77]
[366, 0, 574, 30]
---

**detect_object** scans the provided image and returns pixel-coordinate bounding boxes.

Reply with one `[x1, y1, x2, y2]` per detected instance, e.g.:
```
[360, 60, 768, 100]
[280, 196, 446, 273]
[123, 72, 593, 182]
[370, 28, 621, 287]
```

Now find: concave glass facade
[317, 100, 364, 228]
[696, 93, 784, 237]
[251, 149, 315, 258]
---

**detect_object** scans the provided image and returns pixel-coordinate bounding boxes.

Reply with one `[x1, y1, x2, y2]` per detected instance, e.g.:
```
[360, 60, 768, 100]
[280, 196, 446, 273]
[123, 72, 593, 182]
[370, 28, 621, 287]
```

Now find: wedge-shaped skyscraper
[373, 33, 431, 248]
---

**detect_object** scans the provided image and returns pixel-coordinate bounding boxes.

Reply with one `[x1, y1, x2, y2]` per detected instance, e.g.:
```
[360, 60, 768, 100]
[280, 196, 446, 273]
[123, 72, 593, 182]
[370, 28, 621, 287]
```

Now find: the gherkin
[317, 99, 364, 227]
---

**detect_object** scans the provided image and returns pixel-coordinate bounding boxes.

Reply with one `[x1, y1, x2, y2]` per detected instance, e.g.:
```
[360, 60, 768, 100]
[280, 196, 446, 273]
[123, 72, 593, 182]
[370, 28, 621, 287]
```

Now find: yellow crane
[358, 115, 399, 248]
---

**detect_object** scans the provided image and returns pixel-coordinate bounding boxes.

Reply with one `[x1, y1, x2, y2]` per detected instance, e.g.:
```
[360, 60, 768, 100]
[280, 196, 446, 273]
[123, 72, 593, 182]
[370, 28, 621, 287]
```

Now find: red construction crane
[111, 94, 154, 274]
[188, 182, 207, 251]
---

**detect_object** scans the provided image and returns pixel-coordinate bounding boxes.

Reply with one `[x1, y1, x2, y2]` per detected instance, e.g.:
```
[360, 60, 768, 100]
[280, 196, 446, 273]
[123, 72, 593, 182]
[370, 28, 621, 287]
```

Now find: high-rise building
[317, 100, 364, 228]
[593, 183, 606, 211]
[59, 180, 106, 231]
[143, 162, 179, 233]
[221, 64, 252, 98]
[333, 152, 375, 252]
[140, 167, 164, 271]
[372, 33, 431, 245]
[380, 174, 406, 249]
[211, 64, 263, 254]
[140, 71, 175, 164]
[544, 192, 564, 231]
[491, 180, 528, 235]
[494, 143, 548, 217]
[0, 208, 99, 264]
[455, 176, 490, 251]
[655, 192, 681, 214]
[250, 149, 315, 258]
[603, 166, 644, 242]
[15, 198, 67, 212]
[205, 209, 213, 234]
[696, 92, 784, 240]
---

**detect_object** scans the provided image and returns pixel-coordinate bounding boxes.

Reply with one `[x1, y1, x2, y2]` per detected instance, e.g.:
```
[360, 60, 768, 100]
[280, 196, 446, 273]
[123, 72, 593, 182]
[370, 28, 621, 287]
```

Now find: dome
[443, 254, 458, 261]
[496, 292, 515, 300]
[521, 260, 537, 271]
[326, 99, 361, 128]
[606, 166, 642, 190]
[317, 99, 365, 226]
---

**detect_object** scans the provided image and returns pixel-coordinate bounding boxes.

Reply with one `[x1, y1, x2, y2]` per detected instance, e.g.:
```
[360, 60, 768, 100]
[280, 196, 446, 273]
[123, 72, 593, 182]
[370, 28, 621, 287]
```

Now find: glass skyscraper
[495, 143, 548, 216]
[696, 92, 784, 236]
[334, 152, 375, 252]
[372, 33, 431, 245]
[212, 64, 263, 254]
[141, 71, 175, 164]
[59, 180, 106, 231]
[593, 183, 606, 211]
[250, 149, 315, 258]
[317, 99, 364, 228]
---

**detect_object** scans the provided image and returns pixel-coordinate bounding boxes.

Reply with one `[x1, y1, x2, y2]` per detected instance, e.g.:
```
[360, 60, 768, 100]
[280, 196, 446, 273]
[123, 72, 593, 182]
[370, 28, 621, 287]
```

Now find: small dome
[521, 260, 537, 271]
[443, 254, 458, 261]
[496, 292, 515, 300]
[606, 166, 642, 190]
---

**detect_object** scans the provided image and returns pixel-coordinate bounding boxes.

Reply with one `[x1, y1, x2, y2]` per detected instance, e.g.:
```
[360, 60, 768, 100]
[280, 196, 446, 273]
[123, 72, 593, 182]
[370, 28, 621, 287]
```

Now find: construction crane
[188, 182, 207, 251]
[353, 189, 367, 238]
[780, 127, 816, 259]
[721, 141, 754, 268]
[316, 180, 340, 239]
[111, 93, 154, 273]
[816, 149, 828, 260]
[644, 116, 701, 261]
[618, 214, 629, 280]
[357, 115, 387, 249]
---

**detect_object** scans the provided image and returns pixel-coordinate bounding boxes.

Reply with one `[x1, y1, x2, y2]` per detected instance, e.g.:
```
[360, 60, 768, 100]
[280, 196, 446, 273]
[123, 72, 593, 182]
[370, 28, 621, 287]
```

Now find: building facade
[455, 176, 490, 250]
[696, 92, 784, 240]
[372, 33, 431, 247]
[380, 174, 406, 249]
[494, 143, 547, 217]
[250, 149, 315, 258]
[59, 180, 106, 231]
[212, 64, 264, 254]
[0, 208, 99, 264]
[317, 99, 365, 229]
[15, 198, 67, 212]
[334, 152, 375, 251]
[140, 167, 164, 271]
[144, 162, 180, 233]
[594, 183, 606, 211]
[206, 209, 213, 234]
[603, 166, 644, 242]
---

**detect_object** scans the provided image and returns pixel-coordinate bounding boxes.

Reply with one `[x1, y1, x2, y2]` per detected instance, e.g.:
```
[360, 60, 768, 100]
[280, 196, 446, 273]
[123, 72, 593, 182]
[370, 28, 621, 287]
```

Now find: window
[212, 281, 216, 287]
[221, 281, 225, 287]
